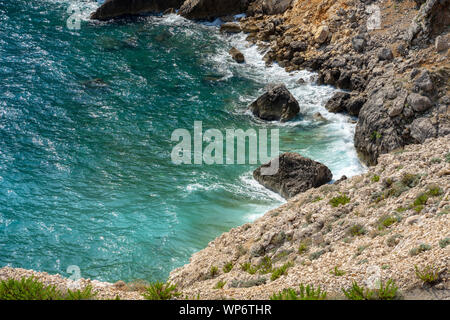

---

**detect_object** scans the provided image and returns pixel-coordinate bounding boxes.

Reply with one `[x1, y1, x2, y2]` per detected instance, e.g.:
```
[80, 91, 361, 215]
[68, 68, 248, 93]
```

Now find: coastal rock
[249, 84, 300, 122]
[220, 22, 242, 33]
[314, 25, 329, 44]
[247, 0, 293, 16]
[407, 93, 432, 113]
[229, 47, 245, 63]
[91, 0, 184, 20]
[179, 0, 247, 20]
[378, 47, 394, 61]
[253, 153, 333, 199]
[325, 92, 366, 117]
[435, 36, 449, 53]
[410, 117, 437, 143]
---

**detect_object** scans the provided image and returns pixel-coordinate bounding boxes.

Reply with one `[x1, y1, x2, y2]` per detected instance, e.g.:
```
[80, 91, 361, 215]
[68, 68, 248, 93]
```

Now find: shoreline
[1, 0, 448, 300]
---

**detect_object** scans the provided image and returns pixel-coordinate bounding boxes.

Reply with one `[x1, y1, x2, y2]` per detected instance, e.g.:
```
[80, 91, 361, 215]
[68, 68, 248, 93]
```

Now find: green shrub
[401, 173, 420, 188]
[414, 265, 441, 285]
[371, 175, 380, 183]
[329, 194, 351, 207]
[445, 153, 450, 163]
[439, 238, 450, 248]
[65, 285, 97, 300]
[210, 266, 219, 278]
[270, 262, 293, 281]
[298, 239, 310, 254]
[214, 280, 226, 289]
[142, 281, 180, 300]
[377, 215, 399, 230]
[258, 256, 273, 274]
[430, 158, 441, 164]
[409, 243, 431, 256]
[270, 284, 327, 300]
[427, 186, 443, 197]
[230, 277, 266, 288]
[309, 250, 325, 260]
[0, 277, 97, 300]
[342, 280, 399, 300]
[348, 224, 367, 237]
[223, 262, 233, 273]
[0, 277, 62, 300]
[330, 266, 346, 276]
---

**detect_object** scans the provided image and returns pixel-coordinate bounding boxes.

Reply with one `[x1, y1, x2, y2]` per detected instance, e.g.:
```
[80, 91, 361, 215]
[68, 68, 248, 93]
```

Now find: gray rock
[435, 36, 449, 52]
[249, 84, 300, 122]
[352, 37, 366, 53]
[410, 117, 437, 143]
[253, 153, 333, 199]
[220, 22, 241, 33]
[414, 70, 434, 93]
[378, 47, 394, 61]
[407, 93, 432, 112]
[290, 41, 308, 52]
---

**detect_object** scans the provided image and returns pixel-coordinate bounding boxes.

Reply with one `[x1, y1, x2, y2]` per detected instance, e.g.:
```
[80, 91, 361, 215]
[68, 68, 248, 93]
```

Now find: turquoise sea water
[0, 1, 365, 283]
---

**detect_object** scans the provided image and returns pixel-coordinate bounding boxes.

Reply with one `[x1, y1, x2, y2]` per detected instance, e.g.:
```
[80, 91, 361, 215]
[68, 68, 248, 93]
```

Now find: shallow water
[0, 1, 366, 282]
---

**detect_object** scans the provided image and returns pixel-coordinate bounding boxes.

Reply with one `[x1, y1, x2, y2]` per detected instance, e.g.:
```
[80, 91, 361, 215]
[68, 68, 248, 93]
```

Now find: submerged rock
[253, 153, 333, 199]
[229, 47, 245, 63]
[91, 0, 184, 20]
[249, 84, 300, 122]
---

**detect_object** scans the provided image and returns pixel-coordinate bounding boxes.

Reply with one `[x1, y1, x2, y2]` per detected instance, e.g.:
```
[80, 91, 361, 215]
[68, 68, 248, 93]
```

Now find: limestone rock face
[247, 0, 293, 16]
[249, 84, 300, 122]
[253, 153, 333, 199]
[91, 0, 184, 20]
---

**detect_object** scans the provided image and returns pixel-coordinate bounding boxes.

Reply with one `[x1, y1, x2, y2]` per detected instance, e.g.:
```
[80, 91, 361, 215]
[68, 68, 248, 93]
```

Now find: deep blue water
[0, 0, 365, 283]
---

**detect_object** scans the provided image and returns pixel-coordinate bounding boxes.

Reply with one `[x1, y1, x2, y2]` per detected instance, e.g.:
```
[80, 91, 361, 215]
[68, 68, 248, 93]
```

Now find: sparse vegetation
[342, 279, 399, 300]
[223, 262, 233, 273]
[371, 175, 380, 183]
[298, 239, 310, 254]
[0, 277, 97, 300]
[214, 280, 226, 289]
[142, 281, 180, 300]
[348, 224, 367, 237]
[309, 249, 326, 260]
[330, 266, 346, 276]
[270, 284, 327, 300]
[377, 214, 400, 230]
[409, 243, 432, 256]
[439, 238, 450, 248]
[270, 262, 294, 281]
[230, 277, 266, 288]
[210, 266, 219, 278]
[329, 194, 351, 207]
[414, 265, 441, 285]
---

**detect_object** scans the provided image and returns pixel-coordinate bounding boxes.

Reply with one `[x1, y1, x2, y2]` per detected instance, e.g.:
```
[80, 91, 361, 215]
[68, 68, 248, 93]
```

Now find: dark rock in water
[179, 0, 248, 20]
[325, 92, 366, 117]
[83, 78, 108, 88]
[91, 0, 184, 20]
[220, 22, 241, 34]
[249, 84, 300, 122]
[253, 153, 333, 199]
[229, 47, 245, 63]
[296, 78, 306, 85]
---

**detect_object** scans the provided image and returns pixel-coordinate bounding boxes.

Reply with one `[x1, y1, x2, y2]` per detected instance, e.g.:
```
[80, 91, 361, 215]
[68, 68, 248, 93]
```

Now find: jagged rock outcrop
[91, 0, 184, 20]
[249, 84, 300, 122]
[179, 0, 250, 20]
[229, 47, 245, 63]
[253, 153, 332, 199]
[247, 0, 293, 16]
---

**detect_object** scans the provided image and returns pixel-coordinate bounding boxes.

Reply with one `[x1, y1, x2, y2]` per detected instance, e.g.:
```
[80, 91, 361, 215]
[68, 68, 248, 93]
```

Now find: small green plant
[309, 249, 325, 260]
[270, 284, 327, 300]
[210, 266, 219, 278]
[298, 239, 310, 254]
[439, 238, 450, 248]
[257, 256, 273, 274]
[223, 262, 233, 273]
[65, 285, 97, 300]
[240, 262, 258, 275]
[377, 214, 399, 230]
[142, 281, 180, 300]
[414, 265, 441, 285]
[430, 158, 442, 164]
[409, 243, 431, 256]
[348, 224, 367, 237]
[342, 280, 399, 300]
[445, 152, 450, 163]
[386, 234, 403, 247]
[371, 175, 380, 183]
[427, 186, 443, 197]
[330, 266, 346, 276]
[214, 280, 226, 289]
[312, 196, 323, 203]
[329, 194, 351, 207]
[371, 131, 382, 141]
[270, 262, 293, 281]
[401, 173, 420, 188]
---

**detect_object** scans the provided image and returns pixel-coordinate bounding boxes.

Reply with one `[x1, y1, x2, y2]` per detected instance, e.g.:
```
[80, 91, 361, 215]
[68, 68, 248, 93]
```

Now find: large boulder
[247, 0, 293, 16]
[179, 0, 248, 20]
[253, 153, 333, 199]
[249, 84, 300, 122]
[91, 0, 184, 20]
